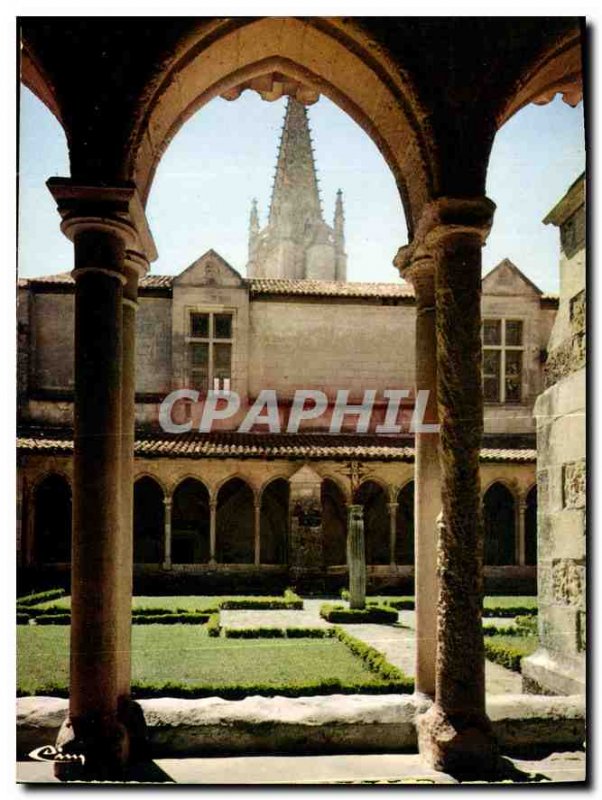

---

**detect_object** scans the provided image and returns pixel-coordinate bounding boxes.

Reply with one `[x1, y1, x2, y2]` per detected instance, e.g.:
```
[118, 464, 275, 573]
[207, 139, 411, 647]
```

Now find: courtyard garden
[17, 589, 538, 699]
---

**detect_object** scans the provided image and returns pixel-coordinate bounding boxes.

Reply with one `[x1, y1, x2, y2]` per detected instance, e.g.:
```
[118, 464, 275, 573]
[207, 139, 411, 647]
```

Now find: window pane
[484, 376, 500, 403]
[190, 342, 208, 368]
[483, 319, 501, 345]
[213, 342, 232, 380]
[213, 313, 233, 339]
[483, 349, 500, 378]
[505, 320, 523, 346]
[191, 312, 209, 338]
[505, 350, 522, 403]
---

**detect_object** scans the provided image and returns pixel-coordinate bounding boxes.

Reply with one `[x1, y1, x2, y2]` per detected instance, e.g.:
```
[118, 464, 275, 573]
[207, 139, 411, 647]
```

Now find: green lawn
[18, 625, 389, 697]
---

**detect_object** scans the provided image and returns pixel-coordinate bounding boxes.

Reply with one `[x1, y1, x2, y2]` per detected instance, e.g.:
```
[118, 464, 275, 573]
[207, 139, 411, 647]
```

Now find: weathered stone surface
[416, 704, 499, 775]
[551, 559, 585, 607]
[18, 693, 587, 759]
[347, 504, 366, 609]
[563, 461, 586, 509]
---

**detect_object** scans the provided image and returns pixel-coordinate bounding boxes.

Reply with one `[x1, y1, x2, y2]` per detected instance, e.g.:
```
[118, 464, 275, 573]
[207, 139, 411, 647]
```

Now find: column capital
[386, 501, 399, 511]
[46, 178, 158, 263]
[394, 196, 495, 284]
[163, 496, 172, 509]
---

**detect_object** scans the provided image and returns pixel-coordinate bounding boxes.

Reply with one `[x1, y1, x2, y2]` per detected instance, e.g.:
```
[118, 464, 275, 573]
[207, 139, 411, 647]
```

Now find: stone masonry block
[563, 460, 586, 509]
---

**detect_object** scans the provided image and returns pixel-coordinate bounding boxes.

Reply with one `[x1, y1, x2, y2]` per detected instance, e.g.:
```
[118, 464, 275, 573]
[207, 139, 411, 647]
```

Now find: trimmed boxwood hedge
[224, 627, 334, 639]
[320, 603, 398, 624]
[333, 627, 413, 689]
[484, 637, 538, 673]
[17, 588, 66, 607]
[25, 610, 212, 626]
[220, 589, 302, 610]
[206, 612, 221, 637]
[18, 677, 413, 701]
[17, 613, 30, 625]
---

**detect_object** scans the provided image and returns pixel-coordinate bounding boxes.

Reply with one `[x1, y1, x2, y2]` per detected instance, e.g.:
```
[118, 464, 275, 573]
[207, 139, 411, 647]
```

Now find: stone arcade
[17, 17, 584, 779]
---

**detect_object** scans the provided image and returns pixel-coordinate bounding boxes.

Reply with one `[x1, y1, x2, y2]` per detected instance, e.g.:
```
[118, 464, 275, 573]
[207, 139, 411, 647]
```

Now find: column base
[416, 703, 499, 778]
[53, 698, 147, 782]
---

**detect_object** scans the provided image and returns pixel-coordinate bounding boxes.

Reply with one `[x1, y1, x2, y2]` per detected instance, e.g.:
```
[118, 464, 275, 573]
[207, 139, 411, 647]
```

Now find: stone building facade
[17, 97, 558, 595]
[523, 174, 586, 695]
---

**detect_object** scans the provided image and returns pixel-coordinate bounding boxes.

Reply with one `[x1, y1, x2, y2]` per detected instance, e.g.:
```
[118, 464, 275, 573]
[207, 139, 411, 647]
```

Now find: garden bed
[17, 624, 413, 698]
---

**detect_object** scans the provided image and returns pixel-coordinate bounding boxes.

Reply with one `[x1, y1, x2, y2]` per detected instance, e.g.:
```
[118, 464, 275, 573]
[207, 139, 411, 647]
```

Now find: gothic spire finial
[268, 97, 323, 231]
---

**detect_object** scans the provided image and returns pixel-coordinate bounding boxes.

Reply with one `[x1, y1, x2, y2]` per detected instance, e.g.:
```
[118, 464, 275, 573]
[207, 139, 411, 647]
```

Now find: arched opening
[396, 482, 415, 565]
[217, 478, 255, 564]
[483, 483, 516, 566]
[322, 478, 347, 567]
[260, 478, 289, 565]
[34, 474, 71, 564]
[525, 485, 538, 566]
[133, 477, 165, 564]
[356, 480, 389, 566]
[171, 478, 210, 564]
[130, 18, 432, 236]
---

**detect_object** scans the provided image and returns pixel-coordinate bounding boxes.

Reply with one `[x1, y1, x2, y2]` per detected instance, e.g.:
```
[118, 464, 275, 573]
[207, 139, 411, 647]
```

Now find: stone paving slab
[16, 751, 586, 784]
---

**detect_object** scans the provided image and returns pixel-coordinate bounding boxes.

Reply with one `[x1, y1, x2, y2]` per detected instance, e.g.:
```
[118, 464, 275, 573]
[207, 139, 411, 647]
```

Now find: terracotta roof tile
[247, 278, 414, 299]
[17, 431, 535, 463]
[20, 273, 414, 299]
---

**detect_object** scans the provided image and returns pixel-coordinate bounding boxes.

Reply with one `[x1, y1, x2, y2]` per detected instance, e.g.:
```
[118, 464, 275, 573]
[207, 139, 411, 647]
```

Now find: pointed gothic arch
[396, 481, 415, 565]
[127, 18, 434, 234]
[133, 476, 165, 564]
[34, 473, 72, 564]
[216, 477, 255, 564]
[172, 477, 211, 564]
[322, 477, 347, 567]
[483, 482, 516, 566]
[356, 479, 389, 565]
[525, 485, 538, 567]
[260, 478, 289, 565]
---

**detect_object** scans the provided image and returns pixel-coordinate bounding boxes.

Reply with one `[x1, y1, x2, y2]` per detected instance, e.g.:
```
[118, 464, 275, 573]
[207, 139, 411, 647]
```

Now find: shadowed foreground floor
[17, 751, 586, 785]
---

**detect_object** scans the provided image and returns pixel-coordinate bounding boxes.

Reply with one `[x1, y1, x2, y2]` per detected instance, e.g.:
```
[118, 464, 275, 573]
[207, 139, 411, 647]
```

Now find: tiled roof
[17, 272, 559, 305]
[247, 278, 414, 299]
[17, 431, 536, 463]
[19, 272, 414, 299]
[21, 272, 173, 289]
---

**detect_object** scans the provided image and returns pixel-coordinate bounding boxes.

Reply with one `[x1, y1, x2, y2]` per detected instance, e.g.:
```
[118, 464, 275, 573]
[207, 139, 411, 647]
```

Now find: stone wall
[523, 174, 586, 696]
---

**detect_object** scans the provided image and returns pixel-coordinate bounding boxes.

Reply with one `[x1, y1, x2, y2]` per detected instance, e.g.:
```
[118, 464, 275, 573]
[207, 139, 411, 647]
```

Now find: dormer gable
[482, 258, 542, 298]
[173, 250, 244, 288]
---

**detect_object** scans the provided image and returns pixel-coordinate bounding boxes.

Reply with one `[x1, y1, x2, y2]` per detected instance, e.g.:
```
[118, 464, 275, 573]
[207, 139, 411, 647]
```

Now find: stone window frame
[185, 306, 235, 392]
[482, 317, 525, 405]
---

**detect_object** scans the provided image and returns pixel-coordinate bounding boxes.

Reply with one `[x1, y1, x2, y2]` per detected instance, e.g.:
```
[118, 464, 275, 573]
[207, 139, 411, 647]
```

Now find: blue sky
[18, 85, 584, 292]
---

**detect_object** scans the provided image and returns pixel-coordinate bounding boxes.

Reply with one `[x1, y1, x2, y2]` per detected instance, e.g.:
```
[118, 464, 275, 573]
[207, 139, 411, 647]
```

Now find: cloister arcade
[19, 15, 582, 778]
[23, 467, 537, 574]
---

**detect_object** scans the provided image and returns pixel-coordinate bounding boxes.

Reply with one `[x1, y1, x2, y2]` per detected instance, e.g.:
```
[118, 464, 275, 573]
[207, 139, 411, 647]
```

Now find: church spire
[248, 198, 259, 260]
[333, 189, 347, 281]
[334, 189, 345, 249]
[268, 98, 323, 233]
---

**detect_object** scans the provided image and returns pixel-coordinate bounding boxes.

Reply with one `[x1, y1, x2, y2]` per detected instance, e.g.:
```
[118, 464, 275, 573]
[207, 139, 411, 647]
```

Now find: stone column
[398, 252, 440, 697]
[517, 495, 527, 566]
[387, 502, 398, 567]
[254, 499, 261, 566]
[413, 197, 498, 775]
[209, 499, 217, 565]
[118, 251, 148, 700]
[163, 496, 172, 569]
[47, 179, 156, 779]
[347, 504, 366, 609]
